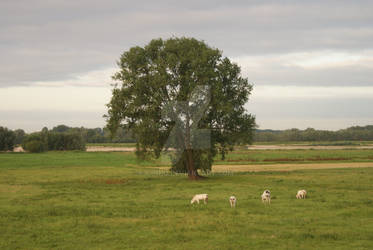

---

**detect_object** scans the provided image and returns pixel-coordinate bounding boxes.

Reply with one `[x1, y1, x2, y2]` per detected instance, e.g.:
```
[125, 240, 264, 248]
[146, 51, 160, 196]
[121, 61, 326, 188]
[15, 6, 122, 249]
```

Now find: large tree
[106, 37, 256, 180]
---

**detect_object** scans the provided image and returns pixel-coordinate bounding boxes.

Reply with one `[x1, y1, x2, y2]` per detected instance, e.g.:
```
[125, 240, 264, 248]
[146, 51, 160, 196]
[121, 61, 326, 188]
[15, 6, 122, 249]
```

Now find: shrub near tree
[0, 126, 16, 151]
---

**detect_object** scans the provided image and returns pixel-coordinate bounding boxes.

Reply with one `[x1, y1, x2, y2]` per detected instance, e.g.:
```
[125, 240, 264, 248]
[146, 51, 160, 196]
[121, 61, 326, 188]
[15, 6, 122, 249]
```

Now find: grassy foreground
[1, 152, 373, 249]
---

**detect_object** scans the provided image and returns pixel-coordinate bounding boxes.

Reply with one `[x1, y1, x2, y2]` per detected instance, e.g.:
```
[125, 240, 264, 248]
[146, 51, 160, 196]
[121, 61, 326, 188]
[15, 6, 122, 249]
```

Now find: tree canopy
[106, 37, 256, 179]
[0, 126, 16, 151]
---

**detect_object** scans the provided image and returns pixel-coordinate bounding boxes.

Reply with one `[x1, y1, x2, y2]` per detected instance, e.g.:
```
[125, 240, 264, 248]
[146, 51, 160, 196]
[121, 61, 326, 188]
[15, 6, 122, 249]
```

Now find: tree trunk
[185, 106, 202, 180]
[186, 148, 201, 180]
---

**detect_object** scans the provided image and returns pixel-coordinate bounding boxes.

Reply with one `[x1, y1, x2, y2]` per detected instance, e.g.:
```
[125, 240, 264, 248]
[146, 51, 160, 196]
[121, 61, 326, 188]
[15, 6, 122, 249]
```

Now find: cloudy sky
[1, 0, 373, 132]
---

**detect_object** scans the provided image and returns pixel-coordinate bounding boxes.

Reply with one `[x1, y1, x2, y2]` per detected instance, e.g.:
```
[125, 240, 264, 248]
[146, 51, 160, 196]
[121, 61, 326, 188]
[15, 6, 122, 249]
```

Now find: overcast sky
[1, 0, 373, 132]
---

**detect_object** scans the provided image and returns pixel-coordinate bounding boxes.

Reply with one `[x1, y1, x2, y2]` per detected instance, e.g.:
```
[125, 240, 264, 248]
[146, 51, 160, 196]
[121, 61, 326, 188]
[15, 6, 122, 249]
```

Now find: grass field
[1, 151, 373, 249]
[215, 149, 373, 165]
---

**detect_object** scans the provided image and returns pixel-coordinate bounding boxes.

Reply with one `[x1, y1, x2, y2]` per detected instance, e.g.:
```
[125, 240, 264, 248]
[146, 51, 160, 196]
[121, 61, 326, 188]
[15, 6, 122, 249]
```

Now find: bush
[0, 127, 16, 151]
[14, 129, 26, 145]
[22, 132, 48, 153]
[24, 140, 46, 153]
[47, 132, 85, 151]
[23, 131, 85, 152]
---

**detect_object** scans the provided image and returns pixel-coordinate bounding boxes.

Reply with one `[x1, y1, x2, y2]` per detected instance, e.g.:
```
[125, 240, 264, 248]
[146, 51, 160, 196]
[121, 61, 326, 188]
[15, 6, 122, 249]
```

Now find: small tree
[14, 129, 26, 145]
[106, 37, 256, 180]
[22, 132, 48, 153]
[0, 127, 16, 151]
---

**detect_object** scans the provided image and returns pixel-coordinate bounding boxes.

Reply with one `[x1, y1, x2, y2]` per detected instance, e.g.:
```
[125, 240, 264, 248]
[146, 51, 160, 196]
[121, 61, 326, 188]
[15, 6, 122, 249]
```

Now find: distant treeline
[255, 126, 373, 142]
[0, 125, 135, 152]
[1, 125, 373, 152]
[22, 130, 85, 153]
[48, 125, 136, 143]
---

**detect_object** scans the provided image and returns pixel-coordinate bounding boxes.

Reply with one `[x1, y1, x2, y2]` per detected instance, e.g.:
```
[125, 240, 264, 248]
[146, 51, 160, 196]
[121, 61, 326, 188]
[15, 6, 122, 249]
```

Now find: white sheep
[261, 190, 271, 204]
[296, 190, 307, 199]
[229, 196, 237, 207]
[191, 194, 208, 204]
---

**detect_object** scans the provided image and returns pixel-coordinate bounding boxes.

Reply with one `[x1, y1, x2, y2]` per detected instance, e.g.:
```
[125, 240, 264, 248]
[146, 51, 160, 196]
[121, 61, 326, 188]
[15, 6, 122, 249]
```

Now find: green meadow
[215, 149, 373, 164]
[1, 151, 373, 249]
[253, 141, 373, 146]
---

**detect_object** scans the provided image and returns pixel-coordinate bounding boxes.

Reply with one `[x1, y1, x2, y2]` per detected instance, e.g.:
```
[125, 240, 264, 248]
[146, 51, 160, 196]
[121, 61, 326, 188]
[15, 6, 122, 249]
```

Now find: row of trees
[22, 129, 85, 153]
[49, 125, 135, 143]
[2, 124, 373, 152]
[0, 127, 16, 151]
[0, 125, 136, 152]
[255, 126, 373, 142]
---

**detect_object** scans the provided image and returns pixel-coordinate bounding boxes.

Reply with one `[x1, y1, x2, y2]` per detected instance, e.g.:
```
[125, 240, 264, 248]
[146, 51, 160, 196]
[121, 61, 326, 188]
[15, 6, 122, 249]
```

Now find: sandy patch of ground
[86, 146, 136, 152]
[14, 145, 373, 152]
[12, 146, 25, 152]
[212, 162, 373, 172]
[86, 145, 373, 152]
[247, 145, 373, 150]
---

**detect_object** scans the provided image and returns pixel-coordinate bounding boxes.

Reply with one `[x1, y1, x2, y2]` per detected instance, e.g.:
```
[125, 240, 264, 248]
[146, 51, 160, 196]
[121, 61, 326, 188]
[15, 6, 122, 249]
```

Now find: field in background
[1, 151, 373, 249]
[253, 141, 373, 146]
[86, 141, 373, 148]
[84, 142, 373, 166]
[215, 149, 373, 165]
[86, 143, 136, 148]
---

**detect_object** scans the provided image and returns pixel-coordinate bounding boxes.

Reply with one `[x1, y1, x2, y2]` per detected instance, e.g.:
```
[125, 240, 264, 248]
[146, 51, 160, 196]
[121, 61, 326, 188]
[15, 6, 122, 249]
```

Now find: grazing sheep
[191, 194, 208, 204]
[296, 190, 307, 199]
[229, 196, 237, 207]
[261, 190, 271, 204]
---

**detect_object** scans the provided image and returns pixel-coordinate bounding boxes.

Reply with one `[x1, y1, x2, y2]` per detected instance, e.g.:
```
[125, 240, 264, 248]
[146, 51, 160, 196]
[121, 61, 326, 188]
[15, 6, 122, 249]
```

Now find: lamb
[261, 190, 271, 204]
[229, 196, 237, 207]
[191, 194, 208, 204]
[296, 190, 307, 199]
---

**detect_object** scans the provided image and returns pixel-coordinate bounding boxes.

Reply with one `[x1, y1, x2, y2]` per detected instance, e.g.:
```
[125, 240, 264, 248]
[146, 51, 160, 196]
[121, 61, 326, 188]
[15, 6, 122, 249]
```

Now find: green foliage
[22, 132, 48, 153]
[24, 140, 46, 153]
[0, 126, 16, 151]
[22, 131, 85, 152]
[47, 132, 85, 151]
[49, 125, 135, 143]
[255, 125, 373, 142]
[106, 37, 256, 177]
[52, 124, 70, 133]
[13, 129, 26, 145]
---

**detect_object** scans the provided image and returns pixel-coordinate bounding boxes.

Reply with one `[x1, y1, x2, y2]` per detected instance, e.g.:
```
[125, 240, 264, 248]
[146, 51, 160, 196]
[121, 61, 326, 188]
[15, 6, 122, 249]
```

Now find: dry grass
[212, 162, 373, 172]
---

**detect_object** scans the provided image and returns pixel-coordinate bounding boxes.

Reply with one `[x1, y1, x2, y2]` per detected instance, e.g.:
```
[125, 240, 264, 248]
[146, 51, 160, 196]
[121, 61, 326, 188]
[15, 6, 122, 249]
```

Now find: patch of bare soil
[13, 146, 25, 152]
[248, 145, 373, 150]
[212, 162, 373, 172]
[86, 146, 136, 152]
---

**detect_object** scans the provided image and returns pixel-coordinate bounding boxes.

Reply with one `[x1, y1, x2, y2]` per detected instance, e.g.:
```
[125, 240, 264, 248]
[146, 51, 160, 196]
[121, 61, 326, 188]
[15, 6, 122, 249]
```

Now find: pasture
[1, 151, 373, 249]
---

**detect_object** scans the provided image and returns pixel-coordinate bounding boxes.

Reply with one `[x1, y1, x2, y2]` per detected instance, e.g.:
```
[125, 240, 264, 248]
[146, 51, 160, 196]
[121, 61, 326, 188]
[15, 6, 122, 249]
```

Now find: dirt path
[86, 146, 136, 152]
[85, 145, 373, 152]
[13, 146, 25, 152]
[212, 162, 373, 172]
[247, 145, 373, 150]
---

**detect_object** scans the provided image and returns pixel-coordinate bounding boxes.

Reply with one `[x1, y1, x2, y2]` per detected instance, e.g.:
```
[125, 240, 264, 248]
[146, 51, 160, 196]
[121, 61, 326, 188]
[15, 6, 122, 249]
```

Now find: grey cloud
[1, 0, 373, 87]
[0, 109, 105, 132]
[244, 64, 373, 87]
[247, 97, 373, 119]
